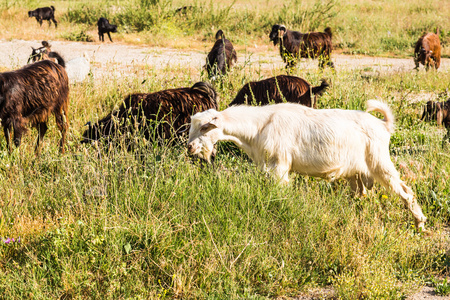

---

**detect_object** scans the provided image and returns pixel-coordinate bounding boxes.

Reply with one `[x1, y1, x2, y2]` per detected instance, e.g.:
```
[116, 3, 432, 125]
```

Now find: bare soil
[1, 39, 448, 80]
[1, 39, 449, 299]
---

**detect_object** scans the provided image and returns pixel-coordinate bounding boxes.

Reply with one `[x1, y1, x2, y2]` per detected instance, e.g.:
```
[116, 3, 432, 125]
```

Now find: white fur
[188, 101, 427, 230]
[65, 52, 91, 83]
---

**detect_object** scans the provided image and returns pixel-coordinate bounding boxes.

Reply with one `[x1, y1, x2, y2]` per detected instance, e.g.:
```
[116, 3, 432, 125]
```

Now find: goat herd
[0, 5, 447, 231]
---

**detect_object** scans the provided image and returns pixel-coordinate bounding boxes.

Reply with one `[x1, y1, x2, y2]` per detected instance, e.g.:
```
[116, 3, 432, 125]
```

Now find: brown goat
[421, 98, 450, 146]
[205, 30, 237, 79]
[414, 31, 441, 70]
[228, 75, 329, 108]
[0, 60, 69, 154]
[269, 24, 334, 69]
[81, 82, 218, 144]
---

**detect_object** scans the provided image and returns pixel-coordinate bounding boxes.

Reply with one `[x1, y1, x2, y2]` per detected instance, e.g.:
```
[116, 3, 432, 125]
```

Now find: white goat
[65, 52, 91, 83]
[187, 101, 427, 230]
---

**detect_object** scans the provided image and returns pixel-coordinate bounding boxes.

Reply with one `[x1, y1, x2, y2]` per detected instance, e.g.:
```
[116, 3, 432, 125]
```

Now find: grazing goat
[27, 41, 53, 64]
[187, 101, 427, 230]
[28, 6, 57, 28]
[97, 18, 118, 42]
[421, 99, 450, 146]
[269, 24, 334, 69]
[81, 82, 217, 144]
[420, 100, 443, 122]
[48, 52, 91, 83]
[0, 60, 69, 154]
[174, 5, 195, 15]
[205, 30, 237, 79]
[414, 30, 441, 71]
[228, 75, 329, 108]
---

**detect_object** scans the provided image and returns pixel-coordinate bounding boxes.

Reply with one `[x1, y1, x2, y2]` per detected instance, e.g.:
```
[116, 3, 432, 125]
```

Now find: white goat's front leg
[347, 174, 367, 196]
[266, 160, 290, 185]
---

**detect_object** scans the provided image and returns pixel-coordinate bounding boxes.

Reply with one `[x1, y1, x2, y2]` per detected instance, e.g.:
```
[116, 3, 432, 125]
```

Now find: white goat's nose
[187, 143, 194, 153]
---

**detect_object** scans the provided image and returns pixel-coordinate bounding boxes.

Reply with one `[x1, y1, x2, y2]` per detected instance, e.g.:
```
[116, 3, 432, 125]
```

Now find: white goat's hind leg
[397, 182, 427, 230]
[374, 165, 427, 230]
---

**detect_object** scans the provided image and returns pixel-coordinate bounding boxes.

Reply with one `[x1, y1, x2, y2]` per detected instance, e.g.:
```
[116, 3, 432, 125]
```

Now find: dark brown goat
[414, 31, 441, 70]
[421, 100, 443, 122]
[81, 82, 218, 144]
[269, 24, 334, 69]
[205, 30, 237, 78]
[0, 60, 69, 154]
[421, 99, 450, 146]
[228, 75, 329, 108]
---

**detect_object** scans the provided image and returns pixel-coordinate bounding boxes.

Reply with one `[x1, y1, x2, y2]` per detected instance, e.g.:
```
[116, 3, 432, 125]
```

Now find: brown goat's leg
[3, 125, 12, 153]
[107, 32, 113, 42]
[12, 130, 23, 148]
[55, 112, 68, 154]
[414, 58, 420, 70]
[35, 122, 48, 155]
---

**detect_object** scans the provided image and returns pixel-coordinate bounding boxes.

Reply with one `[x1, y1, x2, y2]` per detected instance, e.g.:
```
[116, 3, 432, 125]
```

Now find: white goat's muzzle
[187, 140, 213, 162]
[187, 142, 198, 155]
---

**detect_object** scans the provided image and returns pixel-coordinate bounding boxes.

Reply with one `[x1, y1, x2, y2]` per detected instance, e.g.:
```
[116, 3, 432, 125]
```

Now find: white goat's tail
[366, 100, 395, 134]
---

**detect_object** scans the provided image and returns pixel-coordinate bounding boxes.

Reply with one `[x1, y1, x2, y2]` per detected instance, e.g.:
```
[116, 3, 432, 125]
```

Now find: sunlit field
[0, 0, 449, 298]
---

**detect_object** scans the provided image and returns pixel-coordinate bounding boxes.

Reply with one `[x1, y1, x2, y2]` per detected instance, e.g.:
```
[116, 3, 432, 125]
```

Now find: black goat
[28, 6, 57, 28]
[97, 18, 118, 42]
[269, 24, 333, 69]
[0, 60, 69, 154]
[205, 30, 237, 78]
[81, 82, 218, 144]
[229, 75, 329, 108]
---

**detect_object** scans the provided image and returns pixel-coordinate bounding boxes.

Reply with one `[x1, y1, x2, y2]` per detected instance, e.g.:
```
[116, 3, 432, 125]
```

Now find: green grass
[0, 64, 449, 298]
[1, 0, 450, 298]
[432, 277, 450, 296]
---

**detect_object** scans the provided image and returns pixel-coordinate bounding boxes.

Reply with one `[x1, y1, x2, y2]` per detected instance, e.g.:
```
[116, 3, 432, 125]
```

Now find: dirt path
[1, 39, 449, 79]
[1, 39, 449, 299]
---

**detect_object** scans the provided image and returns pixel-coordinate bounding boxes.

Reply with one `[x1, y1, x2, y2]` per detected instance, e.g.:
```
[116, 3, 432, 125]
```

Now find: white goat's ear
[200, 117, 219, 133]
